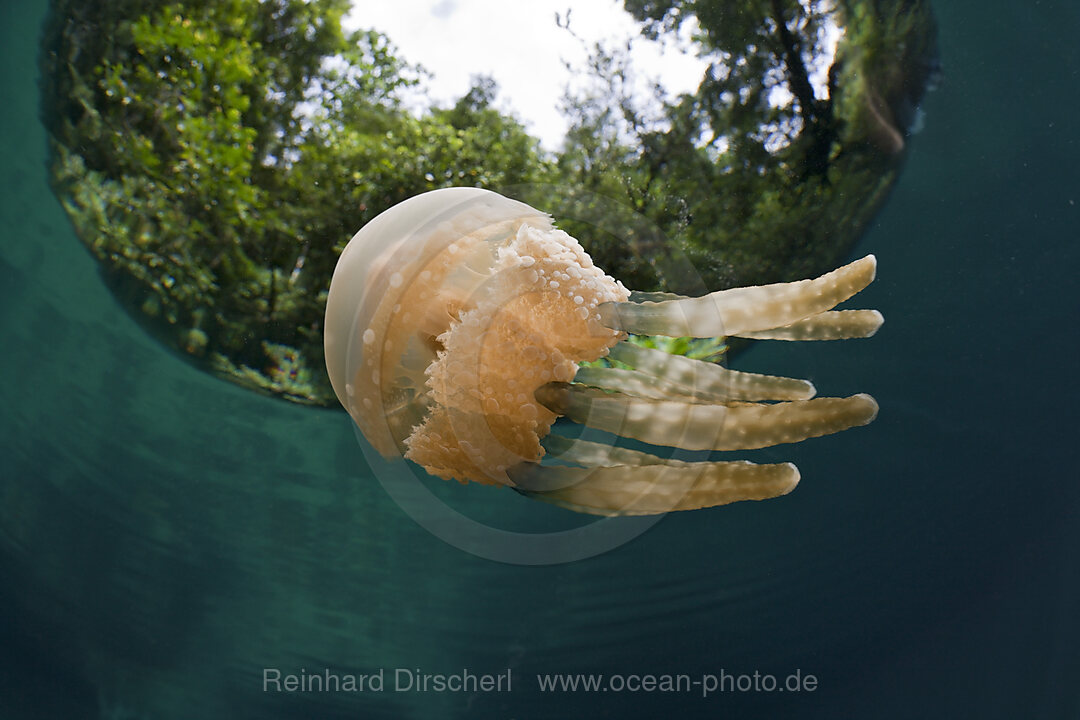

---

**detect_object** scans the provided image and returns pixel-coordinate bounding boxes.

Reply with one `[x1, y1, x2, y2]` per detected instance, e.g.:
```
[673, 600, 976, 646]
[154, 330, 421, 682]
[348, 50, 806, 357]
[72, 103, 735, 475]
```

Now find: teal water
[2, 1, 1078, 718]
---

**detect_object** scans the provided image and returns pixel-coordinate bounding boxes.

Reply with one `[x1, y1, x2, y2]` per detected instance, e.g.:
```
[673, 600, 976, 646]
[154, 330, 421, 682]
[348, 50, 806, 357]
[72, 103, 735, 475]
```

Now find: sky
[344, 0, 710, 150]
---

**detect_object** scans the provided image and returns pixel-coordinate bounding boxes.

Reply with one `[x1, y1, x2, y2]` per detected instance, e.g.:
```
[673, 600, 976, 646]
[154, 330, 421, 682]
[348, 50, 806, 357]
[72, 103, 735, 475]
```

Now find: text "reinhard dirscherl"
[263, 667, 512, 694]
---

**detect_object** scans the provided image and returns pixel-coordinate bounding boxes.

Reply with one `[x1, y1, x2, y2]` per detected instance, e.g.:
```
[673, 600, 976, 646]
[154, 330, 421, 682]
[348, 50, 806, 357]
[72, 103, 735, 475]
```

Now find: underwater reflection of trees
[39, 0, 937, 405]
[563, 0, 939, 293]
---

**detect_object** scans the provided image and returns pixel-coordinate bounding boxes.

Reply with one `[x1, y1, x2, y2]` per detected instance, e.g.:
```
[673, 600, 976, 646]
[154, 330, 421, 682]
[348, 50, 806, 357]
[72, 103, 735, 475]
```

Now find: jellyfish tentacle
[572, 366, 711, 402]
[734, 309, 884, 340]
[606, 341, 816, 402]
[541, 432, 669, 466]
[596, 255, 877, 337]
[535, 383, 879, 452]
[509, 457, 800, 517]
[627, 290, 688, 302]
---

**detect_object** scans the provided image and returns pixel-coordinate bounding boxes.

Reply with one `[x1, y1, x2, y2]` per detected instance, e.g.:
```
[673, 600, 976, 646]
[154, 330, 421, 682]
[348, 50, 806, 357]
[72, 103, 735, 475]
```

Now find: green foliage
[40, 0, 935, 405]
[557, 0, 937, 293]
[42, 0, 552, 404]
[581, 334, 728, 371]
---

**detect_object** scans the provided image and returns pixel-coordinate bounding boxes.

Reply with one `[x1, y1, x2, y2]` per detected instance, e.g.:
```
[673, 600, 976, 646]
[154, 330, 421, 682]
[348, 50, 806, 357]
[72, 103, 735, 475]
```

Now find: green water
[2, 1, 1078, 718]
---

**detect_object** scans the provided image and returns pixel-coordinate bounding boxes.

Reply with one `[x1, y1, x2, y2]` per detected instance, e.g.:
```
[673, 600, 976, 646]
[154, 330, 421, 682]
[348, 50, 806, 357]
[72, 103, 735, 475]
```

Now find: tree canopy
[561, 0, 938, 292]
[40, 0, 937, 405]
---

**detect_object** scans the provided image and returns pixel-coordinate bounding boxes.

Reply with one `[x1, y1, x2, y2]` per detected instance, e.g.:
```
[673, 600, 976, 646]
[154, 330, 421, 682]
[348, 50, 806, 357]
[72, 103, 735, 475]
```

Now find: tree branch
[769, 0, 836, 175]
[769, 0, 819, 123]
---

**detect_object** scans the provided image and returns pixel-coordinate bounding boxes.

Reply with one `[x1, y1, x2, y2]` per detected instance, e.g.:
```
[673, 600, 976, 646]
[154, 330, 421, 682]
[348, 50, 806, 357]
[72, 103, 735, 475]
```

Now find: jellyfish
[324, 188, 882, 516]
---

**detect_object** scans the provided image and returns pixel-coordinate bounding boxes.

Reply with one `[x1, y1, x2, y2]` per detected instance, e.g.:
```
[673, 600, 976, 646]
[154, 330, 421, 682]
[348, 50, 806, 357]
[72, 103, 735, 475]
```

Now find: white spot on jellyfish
[389, 272, 403, 288]
[362, 328, 375, 344]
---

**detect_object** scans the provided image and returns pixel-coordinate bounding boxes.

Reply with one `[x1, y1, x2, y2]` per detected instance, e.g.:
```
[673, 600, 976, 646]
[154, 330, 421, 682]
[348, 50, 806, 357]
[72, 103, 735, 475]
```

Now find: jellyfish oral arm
[596, 255, 881, 339]
[736, 309, 884, 340]
[520, 256, 884, 516]
[535, 383, 878, 454]
[511, 434, 801, 517]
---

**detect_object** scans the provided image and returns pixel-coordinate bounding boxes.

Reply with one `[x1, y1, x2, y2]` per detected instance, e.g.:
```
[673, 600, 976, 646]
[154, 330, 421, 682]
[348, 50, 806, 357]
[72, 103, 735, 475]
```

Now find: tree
[556, 0, 938, 294]
[41, 0, 553, 404]
[40, 0, 936, 405]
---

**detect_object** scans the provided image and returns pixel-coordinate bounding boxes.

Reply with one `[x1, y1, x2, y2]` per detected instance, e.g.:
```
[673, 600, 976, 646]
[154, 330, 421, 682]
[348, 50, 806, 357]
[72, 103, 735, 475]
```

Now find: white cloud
[345, 0, 709, 150]
[430, 0, 457, 19]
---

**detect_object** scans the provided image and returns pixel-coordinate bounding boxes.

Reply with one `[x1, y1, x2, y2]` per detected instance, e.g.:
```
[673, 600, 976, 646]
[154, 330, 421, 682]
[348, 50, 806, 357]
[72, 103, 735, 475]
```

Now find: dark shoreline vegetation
[39, 0, 937, 405]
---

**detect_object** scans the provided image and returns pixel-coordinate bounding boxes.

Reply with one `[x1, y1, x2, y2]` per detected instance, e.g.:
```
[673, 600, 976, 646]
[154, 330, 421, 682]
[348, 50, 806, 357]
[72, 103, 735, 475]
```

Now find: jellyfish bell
[323, 188, 625, 474]
[324, 188, 883, 517]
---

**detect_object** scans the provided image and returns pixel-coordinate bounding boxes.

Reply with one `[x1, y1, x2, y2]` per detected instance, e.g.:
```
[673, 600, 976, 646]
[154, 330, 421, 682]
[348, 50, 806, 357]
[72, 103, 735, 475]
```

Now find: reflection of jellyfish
[324, 189, 882, 516]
